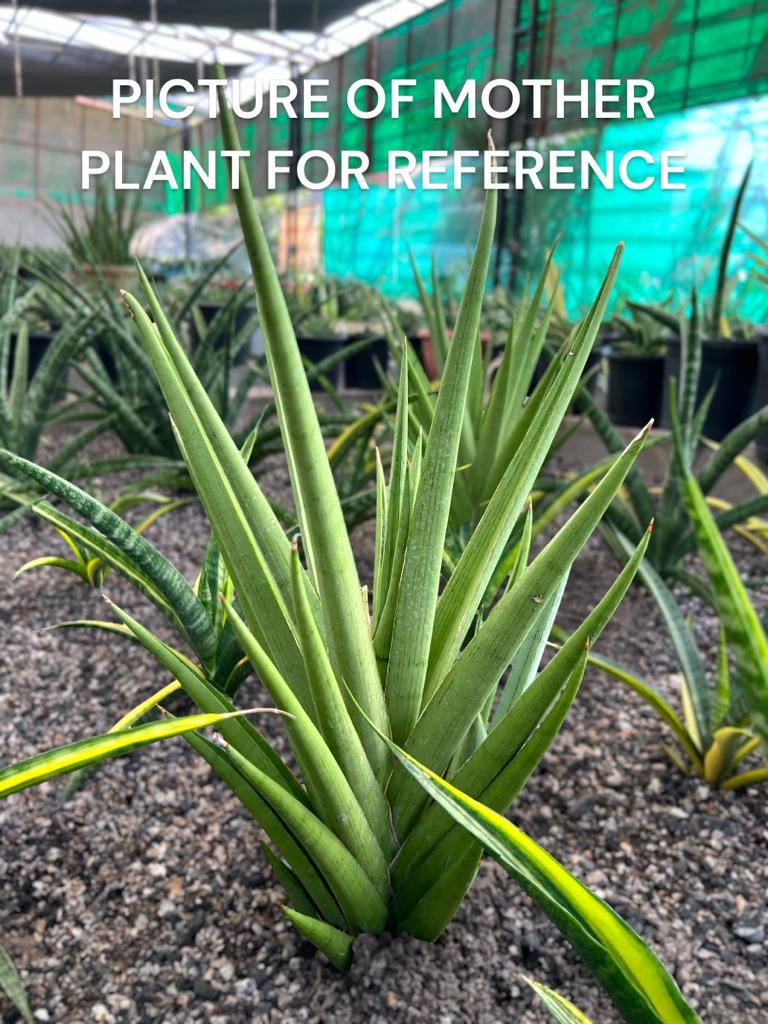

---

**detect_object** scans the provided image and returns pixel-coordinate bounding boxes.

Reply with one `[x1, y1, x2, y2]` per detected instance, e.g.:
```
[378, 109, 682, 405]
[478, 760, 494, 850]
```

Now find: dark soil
[0, 446, 766, 1024]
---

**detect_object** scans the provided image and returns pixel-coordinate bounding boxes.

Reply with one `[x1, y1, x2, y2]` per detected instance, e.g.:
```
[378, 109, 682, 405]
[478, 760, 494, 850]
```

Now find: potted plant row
[603, 162, 761, 440]
[283, 274, 388, 390]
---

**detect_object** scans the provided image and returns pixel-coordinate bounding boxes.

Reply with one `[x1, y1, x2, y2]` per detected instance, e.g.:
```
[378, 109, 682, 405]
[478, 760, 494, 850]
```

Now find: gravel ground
[1, 446, 767, 1024]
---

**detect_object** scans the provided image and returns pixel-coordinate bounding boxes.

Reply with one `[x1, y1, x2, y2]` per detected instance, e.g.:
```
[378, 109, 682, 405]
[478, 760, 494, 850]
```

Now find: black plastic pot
[344, 336, 388, 389]
[754, 329, 768, 463]
[296, 336, 344, 391]
[192, 302, 257, 365]
[664, 337, 758, 440]
[605, 348, 665, 428]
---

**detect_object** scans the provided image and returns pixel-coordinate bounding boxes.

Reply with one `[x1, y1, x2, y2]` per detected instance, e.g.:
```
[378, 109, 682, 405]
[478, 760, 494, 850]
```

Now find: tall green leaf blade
[390, 426, 649, 837]
[492, 572, 569, 725]
[223, 599, 389, 898]
[697, 404, 768, 495]
[394, 650, 586, 939]
[290, 546, 391, 852]
[122, 288, 309, 698]
[426, 249, 622, 696]
[385, 184, 498, 742]
[394, 526, 651, 891]
[226, 745, 388, 935]
[215, 69, 389, 766]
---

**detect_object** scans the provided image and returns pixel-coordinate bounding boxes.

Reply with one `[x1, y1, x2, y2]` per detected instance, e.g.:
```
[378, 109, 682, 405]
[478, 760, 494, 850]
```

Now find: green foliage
[0, 247, 111, 532]
[583, 410, 768, 788]
[0, 943, 33, 1024]
[334, 241, 609, 590]
[50, 178, 143, 266]
[282, 273, 383, 337]
[0, 82, 694, 1022]
[526, 979, 595, 1024]
[15, 491, 190, 588]
[388, 743, 699, 1023]
[608, 301, 668, 356]
[630, 163, 755, 341]
[581, 307, 768, 580]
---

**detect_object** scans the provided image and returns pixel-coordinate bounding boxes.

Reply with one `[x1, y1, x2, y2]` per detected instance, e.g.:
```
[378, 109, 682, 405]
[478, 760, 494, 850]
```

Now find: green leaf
[389, 747, 700, 1024]
[188, 732, 345, 928]
[389, 426, 650, 838]
[583, 650, 702, 772]
[289, 545, 391, 854]
[215, 70, 389, 771]
[0, 943, 33, 1024]
[0, 710, 249, 798]
[108, 600, 306, 804]
[223, 598, 389, 898]
[385, 183, 498, 742]
[0, 451, 217, 670]
[393, 525, 652, 900]
[526, 978, 595, 1024]
[64, 680, 183, 795]
[14, 554, 91, 584]
[682, 472, 768, 755]
[617, 531, 711, 748]
[8, 322, 28, 425]
[261, 844, 318, 919]
[282, 907, 353, 972]
[226, 744, 387, 935]
[123, 284, 307, 694]
[393, 649, 586, 939]
[427, 248, 623, 697]
[492, 572, 569, 725]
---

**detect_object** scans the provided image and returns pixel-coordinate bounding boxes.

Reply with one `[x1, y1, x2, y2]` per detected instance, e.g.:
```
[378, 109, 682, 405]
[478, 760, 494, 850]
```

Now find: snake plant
[581, 295, 768, 585]
[0, 247, 110, 532]
[582, 386, 768, 789]
[50, 178, 143, 267]
[0, 85, 698, 1023]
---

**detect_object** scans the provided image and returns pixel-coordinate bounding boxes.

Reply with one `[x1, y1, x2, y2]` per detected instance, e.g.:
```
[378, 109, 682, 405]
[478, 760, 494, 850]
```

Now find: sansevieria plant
[581, 382, 768, 789]
[0, 87, 699, 1023]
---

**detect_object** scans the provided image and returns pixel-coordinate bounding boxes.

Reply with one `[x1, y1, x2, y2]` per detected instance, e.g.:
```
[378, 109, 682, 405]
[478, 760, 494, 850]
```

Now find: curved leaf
[389, 746, 700, 1024]
[0, 710, 249, 798]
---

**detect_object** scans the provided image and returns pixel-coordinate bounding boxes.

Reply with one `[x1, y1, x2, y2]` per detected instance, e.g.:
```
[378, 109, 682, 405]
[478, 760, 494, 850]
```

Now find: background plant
[0, 247, 112, 532]
[630, 163, 756, 343]
[50, 179, 143, 267]
[607, 302, 668, 356]
[581, 392, 768, 789]
[580, 305, 768, 585]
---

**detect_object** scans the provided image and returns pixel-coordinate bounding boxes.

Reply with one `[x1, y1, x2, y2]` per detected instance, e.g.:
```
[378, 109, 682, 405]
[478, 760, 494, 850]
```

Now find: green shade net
[172, 0, 767, 313]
